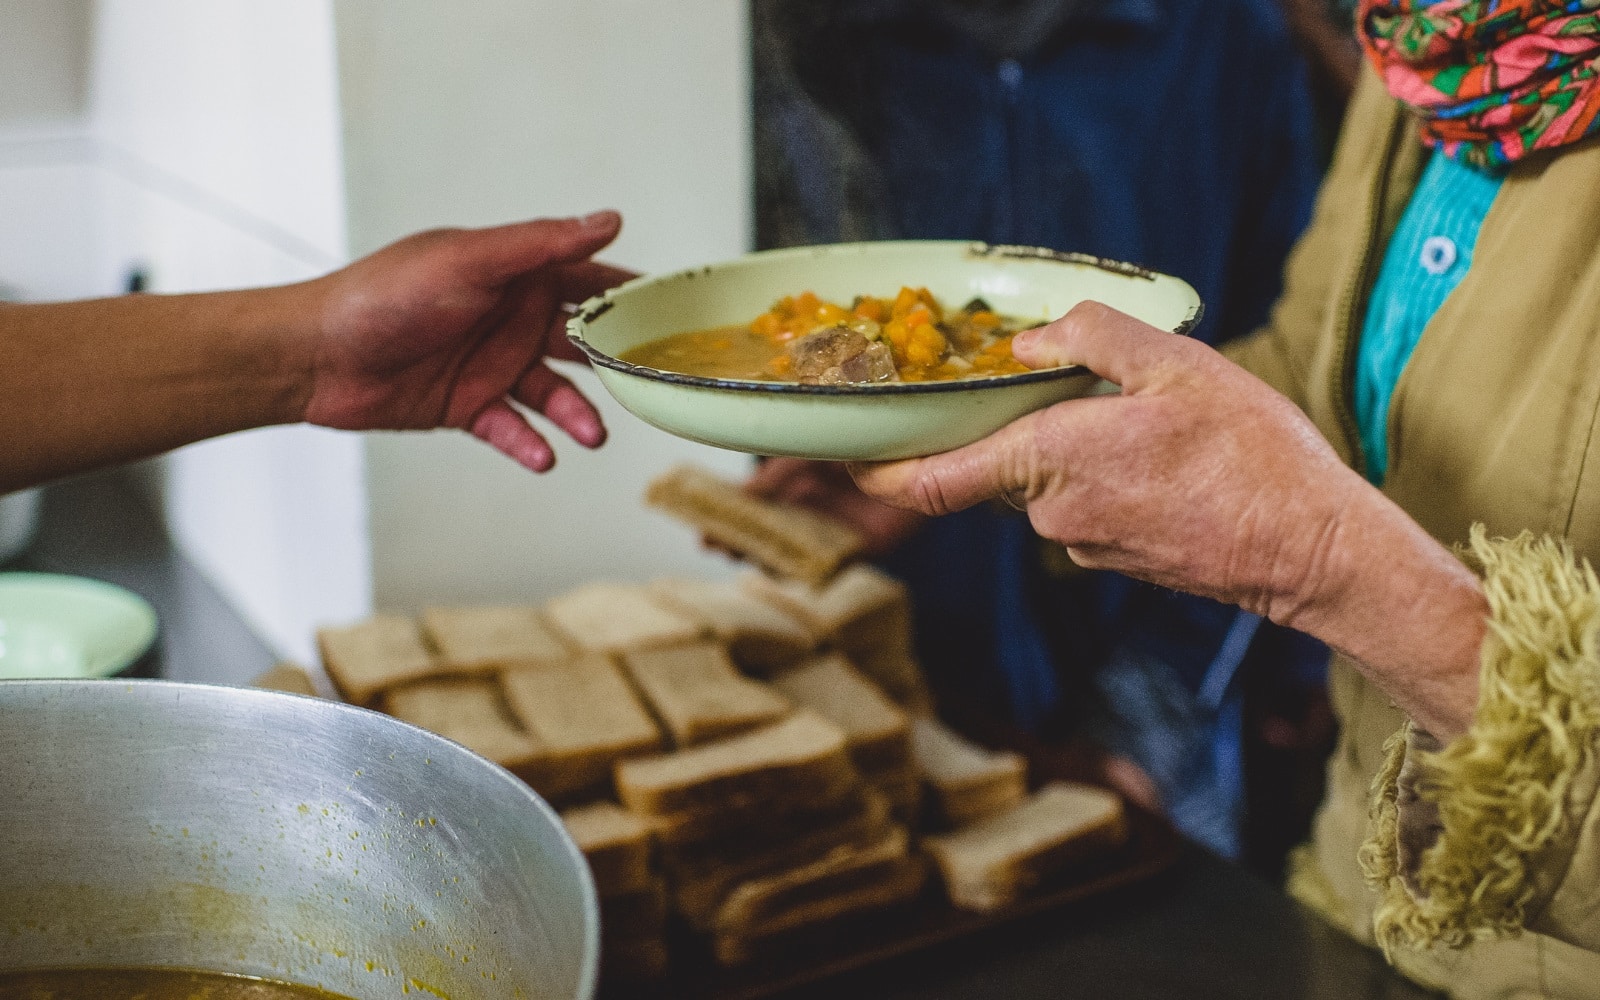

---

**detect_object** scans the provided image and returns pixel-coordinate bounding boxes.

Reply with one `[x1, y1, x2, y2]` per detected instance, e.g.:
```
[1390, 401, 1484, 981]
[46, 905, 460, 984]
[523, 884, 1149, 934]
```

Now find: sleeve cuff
[1359, 525, 1600, 957]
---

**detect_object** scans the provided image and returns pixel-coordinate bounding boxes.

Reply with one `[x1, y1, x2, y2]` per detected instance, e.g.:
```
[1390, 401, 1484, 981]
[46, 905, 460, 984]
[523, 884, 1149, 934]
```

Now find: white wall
[78, 0, 368, 663]
[335, 0, 757, 611]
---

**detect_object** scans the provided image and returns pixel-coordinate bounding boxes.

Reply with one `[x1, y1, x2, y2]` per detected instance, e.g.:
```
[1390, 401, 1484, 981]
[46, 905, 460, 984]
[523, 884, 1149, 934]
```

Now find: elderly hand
[746, 457, 926, 557]
[850, 302, 1489, 739]
[303, 211, 633, 472]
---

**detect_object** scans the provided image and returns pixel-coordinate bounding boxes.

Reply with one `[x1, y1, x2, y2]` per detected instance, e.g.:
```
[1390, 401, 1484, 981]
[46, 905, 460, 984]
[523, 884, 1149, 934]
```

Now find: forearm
[1278, 482, 1487, 742]
[0, 285, 315, 492]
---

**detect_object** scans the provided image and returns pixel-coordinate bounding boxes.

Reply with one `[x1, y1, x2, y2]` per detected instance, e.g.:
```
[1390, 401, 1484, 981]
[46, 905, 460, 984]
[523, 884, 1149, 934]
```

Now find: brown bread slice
[741, 564, 905, 648]
[252, 662, 322, 698]
[648, 766, 860, 846]
[668, 788, 894, 929]
[561, 801, 657, 897]
[544, 582, 702, 655]
[501, 655, 665, 800]
[621, 641, 791, 746]
[648, 577, 815, 672]
[614, 710, 853, 816]
[770, 653, 910, 775]
[318, 614, 436, 705]
[421, 605, 572, 673]
[911, 717, 1027, 827]
[710, 826, 926, 964]
[923, 783, 1127, 912]
[646, 465, 863, 585]
[381, 678, 545, 778]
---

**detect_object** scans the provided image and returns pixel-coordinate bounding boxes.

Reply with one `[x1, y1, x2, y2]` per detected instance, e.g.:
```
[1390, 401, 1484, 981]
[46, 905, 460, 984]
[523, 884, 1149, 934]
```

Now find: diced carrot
[816, 301, 850, 324]
[751, 312, 782, 338]
[891, 287, 919, 319]
[903, 306, 934, 330]
[969, 310, 1001, 328]
[794, 291, 821, 316]
[853, 296, 886, 322]
[915, 287, 943, 320]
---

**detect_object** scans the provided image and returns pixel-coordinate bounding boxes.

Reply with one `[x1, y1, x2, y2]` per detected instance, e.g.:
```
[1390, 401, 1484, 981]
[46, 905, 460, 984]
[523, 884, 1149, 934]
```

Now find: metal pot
[0, 680, 599, 999]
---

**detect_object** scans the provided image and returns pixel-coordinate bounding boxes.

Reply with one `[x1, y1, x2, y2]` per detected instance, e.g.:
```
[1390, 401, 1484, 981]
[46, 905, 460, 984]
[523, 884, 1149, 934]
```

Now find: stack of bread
[300, 464, 1129, 979]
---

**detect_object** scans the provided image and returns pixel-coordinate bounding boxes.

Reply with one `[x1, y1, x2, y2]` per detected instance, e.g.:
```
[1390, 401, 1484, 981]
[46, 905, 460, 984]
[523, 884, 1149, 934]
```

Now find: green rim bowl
[0, 573, 159, 680]
[567, 241, 1202, 462]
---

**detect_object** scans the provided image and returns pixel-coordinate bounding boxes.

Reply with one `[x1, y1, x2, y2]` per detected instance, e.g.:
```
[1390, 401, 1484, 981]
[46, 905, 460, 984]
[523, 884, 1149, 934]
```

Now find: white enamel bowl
[568, 241, 1202, 462]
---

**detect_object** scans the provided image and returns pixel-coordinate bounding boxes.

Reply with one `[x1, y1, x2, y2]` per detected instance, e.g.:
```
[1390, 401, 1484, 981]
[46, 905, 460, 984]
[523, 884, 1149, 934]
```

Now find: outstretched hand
[303, 211, 633, 472]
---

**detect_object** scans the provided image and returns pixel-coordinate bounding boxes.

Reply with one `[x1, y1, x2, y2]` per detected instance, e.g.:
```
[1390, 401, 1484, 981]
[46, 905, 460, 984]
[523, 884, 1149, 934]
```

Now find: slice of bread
[560, 801, 657, 897]
[770, 653, 910, 775]
[648, 766, 860, 846]
[710, 826, 926, 964]
[614, 711, 854, 817]
[911, 717, 1027, 827]
[648, 577, 815, 672]
[621, 641, 791, 747]
[544, 583, 702, 655]
[742, 564, 905, 648]
[421, 605, 572, 673]
[501, 655, 665, 800]
[668, 788, 894, 929]
[318, 614, 437, 705]
[923, 783, 1127, 913]
[646, 465, 863, 585]
[251, 662, 322, 698]
[381, 678, 545, 777]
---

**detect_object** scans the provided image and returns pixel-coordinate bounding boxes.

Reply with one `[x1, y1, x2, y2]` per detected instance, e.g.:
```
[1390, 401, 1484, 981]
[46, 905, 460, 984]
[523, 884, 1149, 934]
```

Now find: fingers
[513, 363, 606, 448]
[849, 409, 1046, 517]
[558, 259, 638, 303]
[745, 457, 827, 501]
[470, 399, 556, 473]
[454, 211, 623, 288]
[1011, 301, 1192, 392]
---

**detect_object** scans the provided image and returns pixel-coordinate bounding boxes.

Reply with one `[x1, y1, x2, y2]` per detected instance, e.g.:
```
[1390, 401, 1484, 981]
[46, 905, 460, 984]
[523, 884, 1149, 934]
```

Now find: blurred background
[0, 0, 755, 667]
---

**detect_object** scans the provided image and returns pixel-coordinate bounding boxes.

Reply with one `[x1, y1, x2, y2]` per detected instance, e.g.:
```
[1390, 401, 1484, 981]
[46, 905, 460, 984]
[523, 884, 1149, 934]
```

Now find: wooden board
[601, 807, 1182, 1000]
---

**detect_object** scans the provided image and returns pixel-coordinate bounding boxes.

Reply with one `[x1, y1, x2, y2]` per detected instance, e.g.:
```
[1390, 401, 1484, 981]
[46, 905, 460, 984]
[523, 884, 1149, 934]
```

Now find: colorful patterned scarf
[1358, 0, 1600, 168]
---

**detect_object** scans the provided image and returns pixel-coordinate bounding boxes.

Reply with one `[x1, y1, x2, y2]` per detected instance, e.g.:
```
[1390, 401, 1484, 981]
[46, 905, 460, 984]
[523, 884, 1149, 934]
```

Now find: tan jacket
[1225, 69, 1600, 998]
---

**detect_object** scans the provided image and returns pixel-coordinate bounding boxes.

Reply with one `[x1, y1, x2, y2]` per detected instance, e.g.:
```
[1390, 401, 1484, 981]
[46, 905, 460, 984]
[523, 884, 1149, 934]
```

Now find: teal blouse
[1354, 151, 1504, 485]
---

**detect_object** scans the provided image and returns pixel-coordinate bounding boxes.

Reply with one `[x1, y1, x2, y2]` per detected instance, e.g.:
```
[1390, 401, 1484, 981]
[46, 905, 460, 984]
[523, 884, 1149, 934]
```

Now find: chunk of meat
[787, 325, 900, 385]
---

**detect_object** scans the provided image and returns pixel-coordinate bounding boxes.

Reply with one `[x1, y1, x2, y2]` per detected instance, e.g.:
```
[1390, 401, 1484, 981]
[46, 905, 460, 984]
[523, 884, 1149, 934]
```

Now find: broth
[621, 288, 1034, 385]
[0, 968, 355, 1000]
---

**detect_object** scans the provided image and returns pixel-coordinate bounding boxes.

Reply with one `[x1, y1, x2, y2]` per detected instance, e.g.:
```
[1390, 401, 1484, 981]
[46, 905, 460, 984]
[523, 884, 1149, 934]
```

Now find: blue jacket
[762, 0, 1324, 726]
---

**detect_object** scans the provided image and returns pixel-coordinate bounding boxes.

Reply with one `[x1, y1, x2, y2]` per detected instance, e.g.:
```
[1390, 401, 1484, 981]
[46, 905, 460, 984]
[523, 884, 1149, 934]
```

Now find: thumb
[847, 408, 1046, 517]
[455, 211, 623, 287]
[1012, 300, 1187, 393]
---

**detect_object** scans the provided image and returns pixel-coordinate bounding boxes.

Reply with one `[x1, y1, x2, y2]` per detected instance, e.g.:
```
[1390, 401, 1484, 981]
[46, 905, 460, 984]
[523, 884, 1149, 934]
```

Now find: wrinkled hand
[746, 457, 926, 556]
[302, 211, 633, 472]
[849, 302, 1369, 624]
[850, 302, 1491, 740]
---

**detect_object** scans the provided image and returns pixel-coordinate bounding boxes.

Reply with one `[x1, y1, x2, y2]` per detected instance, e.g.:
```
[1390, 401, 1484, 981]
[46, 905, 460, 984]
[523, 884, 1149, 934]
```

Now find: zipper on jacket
[1331, 109, 1408, 480]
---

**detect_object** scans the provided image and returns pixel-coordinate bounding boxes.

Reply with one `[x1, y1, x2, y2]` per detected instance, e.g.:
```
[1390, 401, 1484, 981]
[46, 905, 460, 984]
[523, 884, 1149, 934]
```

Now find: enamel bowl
[568, 241, 1202, 462]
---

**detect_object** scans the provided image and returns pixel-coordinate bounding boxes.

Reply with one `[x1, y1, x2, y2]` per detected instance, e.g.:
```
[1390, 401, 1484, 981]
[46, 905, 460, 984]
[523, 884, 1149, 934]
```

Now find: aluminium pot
[0, 679, 599, 999]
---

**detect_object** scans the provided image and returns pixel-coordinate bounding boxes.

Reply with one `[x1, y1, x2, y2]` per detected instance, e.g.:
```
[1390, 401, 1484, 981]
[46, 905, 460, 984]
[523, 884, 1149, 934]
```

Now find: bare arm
[1, 211, 632, 493]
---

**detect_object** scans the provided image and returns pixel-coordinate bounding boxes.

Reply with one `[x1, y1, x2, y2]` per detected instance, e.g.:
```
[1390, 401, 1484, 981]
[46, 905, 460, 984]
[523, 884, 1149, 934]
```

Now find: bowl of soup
[567, 241, 1202, 462]
[0, 680, 599, 1000]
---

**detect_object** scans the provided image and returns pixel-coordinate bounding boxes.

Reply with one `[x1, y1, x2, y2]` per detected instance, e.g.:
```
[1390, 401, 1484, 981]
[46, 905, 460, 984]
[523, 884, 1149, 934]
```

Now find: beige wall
[337, 0, 758, 611]
[0, 2, 91, 126]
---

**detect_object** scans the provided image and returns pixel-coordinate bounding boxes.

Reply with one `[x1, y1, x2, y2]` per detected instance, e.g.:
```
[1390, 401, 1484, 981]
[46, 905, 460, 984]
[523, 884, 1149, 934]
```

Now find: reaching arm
[1, 211, 632, 493]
